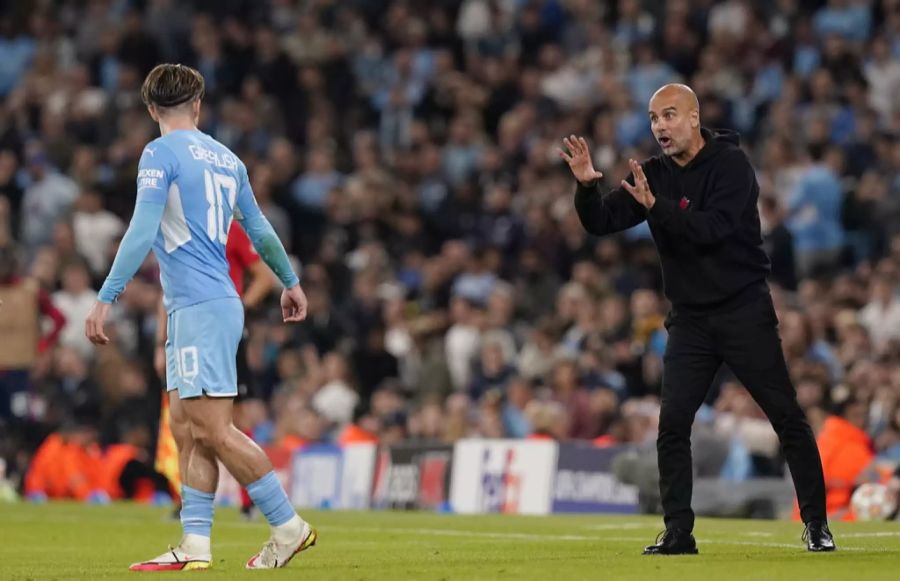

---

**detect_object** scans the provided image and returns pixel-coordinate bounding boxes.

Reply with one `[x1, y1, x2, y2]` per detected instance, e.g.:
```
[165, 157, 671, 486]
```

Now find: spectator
[858, 275, 900, 353]
[0, 246, 66, 418]
[786, 144, 846, 278]
[52, 260, 97, 359]
[72, 189, 124, 278]
[760, 196, 798, 291]
[19, 142, 79, 258]
[815, 394, 875, 519]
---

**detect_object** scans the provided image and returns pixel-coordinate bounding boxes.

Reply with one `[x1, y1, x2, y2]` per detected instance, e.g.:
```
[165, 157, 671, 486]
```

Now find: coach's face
[648, 89, 700, 158]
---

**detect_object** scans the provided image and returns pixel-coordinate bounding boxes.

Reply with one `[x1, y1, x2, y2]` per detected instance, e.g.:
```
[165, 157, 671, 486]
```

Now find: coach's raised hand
[559, 135, 603, 185]
[622, 158, 656, 209]
[281, 284, 308, 322]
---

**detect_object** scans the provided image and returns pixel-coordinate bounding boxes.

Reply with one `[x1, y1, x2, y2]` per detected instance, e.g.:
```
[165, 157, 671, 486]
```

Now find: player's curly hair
[141, 64, 205, 109]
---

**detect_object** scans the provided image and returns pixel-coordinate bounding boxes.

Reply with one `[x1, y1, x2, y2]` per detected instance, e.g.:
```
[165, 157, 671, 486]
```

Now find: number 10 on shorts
[174, 346, 199, 380]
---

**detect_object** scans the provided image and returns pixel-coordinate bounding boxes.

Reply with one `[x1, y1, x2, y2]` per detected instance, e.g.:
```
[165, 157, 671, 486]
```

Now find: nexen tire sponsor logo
[554, 470, 638, 504]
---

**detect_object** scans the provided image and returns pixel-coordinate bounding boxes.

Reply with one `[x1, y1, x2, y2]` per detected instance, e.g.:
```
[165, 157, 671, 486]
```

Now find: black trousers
[658, 293, 827, 531]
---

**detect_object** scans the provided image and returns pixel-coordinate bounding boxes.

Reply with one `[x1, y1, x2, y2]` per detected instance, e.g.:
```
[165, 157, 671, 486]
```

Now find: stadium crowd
[0, 0, 899, 513]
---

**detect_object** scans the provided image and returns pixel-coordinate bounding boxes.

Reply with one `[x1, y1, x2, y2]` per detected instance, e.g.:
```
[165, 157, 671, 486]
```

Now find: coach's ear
[147, 104, 160, 123]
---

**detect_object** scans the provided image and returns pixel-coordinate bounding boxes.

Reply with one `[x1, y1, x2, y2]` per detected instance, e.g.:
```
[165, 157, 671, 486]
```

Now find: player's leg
[180, 297, 315, 569]
[172, 390, 218, 559]
[182, 396, 316, 568]
[129, 315, 214, 572]
[645, 311, 720, 555]
[715, 295, 832, 551]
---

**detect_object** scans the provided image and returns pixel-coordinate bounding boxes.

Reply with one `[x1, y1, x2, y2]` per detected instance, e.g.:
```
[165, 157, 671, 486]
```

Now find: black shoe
[642, 528, 699, 555]
[803, 521, 836, 552]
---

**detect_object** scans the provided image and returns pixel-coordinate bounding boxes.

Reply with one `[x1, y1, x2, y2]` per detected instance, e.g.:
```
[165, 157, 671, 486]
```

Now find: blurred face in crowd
[796, 378, 826, 411]
[780, 310, 811, 352]
[481, 341, 506, 374]
[843, 400, 868, 430]
[62, 262, 90, 293]
[648, 84, 702, 164]
[506, 378, 532, 410]
[30, 247, 59, 287]
[552, 360, 579, 393]
[630, 289, 659, 319]
[870, 277, 895, 304]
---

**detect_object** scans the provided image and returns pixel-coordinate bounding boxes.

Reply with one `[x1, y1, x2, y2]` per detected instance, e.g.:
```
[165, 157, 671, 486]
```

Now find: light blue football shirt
[135, 129, 259, 313]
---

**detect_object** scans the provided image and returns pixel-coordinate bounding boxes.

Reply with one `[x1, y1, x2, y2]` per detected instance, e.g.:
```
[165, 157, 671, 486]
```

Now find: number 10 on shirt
[204, 169, 237, 243]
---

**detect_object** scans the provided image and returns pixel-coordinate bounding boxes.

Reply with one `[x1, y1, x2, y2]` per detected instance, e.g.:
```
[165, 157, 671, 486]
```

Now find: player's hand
[281, 284, 308, 322]
[622, 158, 656, 209]
[559, 135, 603, 185]
[85, 301, 112, 345]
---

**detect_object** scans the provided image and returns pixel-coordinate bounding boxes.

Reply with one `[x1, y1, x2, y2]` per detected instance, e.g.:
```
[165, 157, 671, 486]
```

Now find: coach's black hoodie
[574, 128, 770, 312]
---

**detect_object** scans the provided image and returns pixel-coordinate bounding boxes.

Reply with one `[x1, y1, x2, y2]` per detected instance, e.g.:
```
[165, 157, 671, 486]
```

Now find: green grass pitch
[2, 503, 900, 580]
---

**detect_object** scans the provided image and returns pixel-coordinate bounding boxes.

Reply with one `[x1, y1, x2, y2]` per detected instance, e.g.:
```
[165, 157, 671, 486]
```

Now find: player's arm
[87, 143, 173, 345]
[234, 165, 306, 322]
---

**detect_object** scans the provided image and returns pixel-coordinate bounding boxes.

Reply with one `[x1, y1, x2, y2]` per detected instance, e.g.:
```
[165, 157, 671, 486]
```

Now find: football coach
[560, 84, 834, 555]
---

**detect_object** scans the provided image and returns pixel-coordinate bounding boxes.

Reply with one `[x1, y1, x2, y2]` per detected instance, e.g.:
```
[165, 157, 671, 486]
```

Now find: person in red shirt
[154, 223, 274, 514]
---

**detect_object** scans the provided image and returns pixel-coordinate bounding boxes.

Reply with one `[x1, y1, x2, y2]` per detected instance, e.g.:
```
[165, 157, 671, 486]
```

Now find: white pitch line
[839, 531, 900, 538]
[335, 526, 599, 542]
[322, 526, 883, 551]
[583, 523, 659, 531]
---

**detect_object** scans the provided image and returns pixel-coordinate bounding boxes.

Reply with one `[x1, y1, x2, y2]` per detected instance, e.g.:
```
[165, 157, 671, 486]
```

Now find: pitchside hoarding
[552, 443, 639, 514]
[370, 443, 454, 510]
[265, 439, 637, 515]
[449, 439, 558, 515]
[288, 443, 376, 509]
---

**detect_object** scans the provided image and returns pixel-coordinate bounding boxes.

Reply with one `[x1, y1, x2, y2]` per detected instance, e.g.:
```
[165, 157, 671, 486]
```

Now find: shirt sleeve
[235, 164, 299, 289]
[574, 172, 648, 237]
[135, 142, 177, 205]
[97, 201, 165, 304]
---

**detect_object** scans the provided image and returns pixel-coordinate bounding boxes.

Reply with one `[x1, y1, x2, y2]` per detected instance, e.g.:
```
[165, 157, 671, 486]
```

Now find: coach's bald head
[648, 84, 705, 166]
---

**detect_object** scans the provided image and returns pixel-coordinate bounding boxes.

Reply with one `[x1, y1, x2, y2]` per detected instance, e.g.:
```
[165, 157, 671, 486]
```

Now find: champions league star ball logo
[479, 448, 521, 513]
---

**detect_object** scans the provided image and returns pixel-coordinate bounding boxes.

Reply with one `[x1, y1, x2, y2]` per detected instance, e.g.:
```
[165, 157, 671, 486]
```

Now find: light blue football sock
[246, 471, 295, 527]
[180, 485, 215, 538]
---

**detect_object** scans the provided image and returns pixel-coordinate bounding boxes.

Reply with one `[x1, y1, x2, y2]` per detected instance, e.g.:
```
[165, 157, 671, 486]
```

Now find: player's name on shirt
[188, 144, 238, 171]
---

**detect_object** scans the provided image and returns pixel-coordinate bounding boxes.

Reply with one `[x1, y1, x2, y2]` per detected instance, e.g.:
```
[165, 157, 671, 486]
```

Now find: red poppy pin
[679, 196, 690, 210]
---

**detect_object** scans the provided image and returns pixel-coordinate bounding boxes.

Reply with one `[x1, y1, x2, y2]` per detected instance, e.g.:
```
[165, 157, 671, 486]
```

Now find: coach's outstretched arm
[235, 165, 307, 322]
[560, 135, 646, 236]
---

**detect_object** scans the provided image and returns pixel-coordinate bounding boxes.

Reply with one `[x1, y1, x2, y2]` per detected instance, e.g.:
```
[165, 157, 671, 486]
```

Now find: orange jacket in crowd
[98, 443, 155, 501]
[815, 416, 875, 519]
[24, 434, 103, 500]
[277, 434, 309, 452]
[337, 424, 379, 446]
